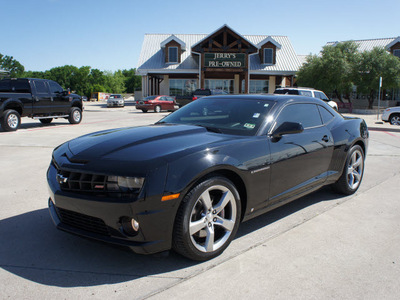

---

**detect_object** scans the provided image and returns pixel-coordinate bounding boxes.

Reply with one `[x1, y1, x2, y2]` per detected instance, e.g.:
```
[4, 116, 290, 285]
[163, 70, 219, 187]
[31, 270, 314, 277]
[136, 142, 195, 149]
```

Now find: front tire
[68, 107, 82, 124]
[332, 145, 365, 195]
[1, 109, 21, 131]
[173, 177, 241, 261]
[390, 114, 400, 125]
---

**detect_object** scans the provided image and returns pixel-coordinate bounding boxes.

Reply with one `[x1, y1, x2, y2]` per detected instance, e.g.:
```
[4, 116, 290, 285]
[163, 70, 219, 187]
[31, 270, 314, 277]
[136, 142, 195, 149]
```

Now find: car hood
[66, 124, 240, 164]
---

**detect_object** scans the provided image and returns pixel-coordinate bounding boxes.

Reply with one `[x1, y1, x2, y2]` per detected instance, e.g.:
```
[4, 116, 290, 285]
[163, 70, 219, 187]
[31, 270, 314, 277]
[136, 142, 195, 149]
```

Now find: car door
[48, 80, 68, 114]
[268, 103, 334, 204]
[32, 80, 52, 115]
[159, 96, 168, 110]
[166, 96, 175, 110]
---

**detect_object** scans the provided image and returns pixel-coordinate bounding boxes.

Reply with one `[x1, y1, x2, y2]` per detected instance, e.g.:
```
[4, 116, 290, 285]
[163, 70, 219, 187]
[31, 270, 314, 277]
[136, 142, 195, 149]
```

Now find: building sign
[204, 53, 245, 68]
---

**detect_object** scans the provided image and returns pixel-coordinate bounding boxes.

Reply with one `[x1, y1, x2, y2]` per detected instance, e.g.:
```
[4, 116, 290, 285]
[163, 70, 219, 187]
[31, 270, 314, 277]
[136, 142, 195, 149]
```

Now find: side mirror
[272, 122, 304, 139]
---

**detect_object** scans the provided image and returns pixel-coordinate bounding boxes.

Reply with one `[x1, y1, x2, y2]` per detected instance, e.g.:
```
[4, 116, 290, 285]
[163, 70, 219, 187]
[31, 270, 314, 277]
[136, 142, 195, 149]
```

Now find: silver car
[382, 106, 400, 125]
[107, 94, 124, 107]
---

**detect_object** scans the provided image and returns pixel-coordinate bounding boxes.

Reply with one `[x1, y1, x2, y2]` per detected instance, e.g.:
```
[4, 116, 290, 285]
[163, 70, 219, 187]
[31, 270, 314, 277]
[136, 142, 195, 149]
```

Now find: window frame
[168, 46, 179, 63]
[263, 48, 274, 64]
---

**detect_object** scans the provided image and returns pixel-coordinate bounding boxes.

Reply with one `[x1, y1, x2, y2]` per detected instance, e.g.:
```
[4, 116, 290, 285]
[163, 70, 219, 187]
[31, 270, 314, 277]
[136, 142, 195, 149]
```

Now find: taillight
[192, 96, 198, 100]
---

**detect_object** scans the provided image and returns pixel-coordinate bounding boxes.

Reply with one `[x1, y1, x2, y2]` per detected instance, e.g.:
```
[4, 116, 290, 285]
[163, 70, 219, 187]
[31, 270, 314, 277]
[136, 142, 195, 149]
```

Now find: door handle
[322, 135, 329, 142]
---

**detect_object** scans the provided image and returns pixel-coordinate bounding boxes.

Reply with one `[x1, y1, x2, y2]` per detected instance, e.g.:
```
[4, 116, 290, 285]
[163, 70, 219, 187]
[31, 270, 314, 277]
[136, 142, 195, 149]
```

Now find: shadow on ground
[0, 187, 343, 288]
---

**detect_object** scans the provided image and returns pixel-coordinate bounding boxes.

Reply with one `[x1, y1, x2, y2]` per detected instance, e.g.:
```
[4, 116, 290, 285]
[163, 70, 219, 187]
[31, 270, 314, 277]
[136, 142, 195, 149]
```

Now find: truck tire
[68, 107, 82, 124]
[40, 118, 53, 124]
[1, 109, 21, 132]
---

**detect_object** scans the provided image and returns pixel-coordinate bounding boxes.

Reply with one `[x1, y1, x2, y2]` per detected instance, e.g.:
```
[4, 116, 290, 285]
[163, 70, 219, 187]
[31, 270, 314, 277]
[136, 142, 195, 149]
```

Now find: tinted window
[318, 105, 335, 124]
[49, 81, 63, 94]
[193, 89, 211, 96]
[0, 80, 11, 92]
[34, 81, 49, 94]
[167, 97, 175, 102]
[275, 104, 322, 129]
[159, 97, 274, 136]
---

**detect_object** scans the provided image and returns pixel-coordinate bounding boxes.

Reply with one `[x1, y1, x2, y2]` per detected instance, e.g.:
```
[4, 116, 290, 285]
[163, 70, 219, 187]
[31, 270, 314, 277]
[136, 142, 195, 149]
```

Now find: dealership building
[136, 25, 303, 98]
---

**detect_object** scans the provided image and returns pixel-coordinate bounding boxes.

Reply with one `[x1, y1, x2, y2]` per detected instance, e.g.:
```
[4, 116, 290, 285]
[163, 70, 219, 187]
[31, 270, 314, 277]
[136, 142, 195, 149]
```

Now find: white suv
[274, 87, 338, 111]
[381, 107, 400, 125]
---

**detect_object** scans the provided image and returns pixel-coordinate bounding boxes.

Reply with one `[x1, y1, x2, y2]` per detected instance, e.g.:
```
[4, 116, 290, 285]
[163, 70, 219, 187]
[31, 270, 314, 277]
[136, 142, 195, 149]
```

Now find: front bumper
[107, 101, 124, 107]
[47, 163, 176, 255]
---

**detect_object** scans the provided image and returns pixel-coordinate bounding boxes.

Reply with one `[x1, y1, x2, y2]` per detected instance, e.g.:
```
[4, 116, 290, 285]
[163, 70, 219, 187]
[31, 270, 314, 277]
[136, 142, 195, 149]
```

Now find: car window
[314, 91, 329, 101]
[159, 97, 274, 136]
[49, 81, 63, 94]
[274, 89, 299, 95]
[298, 90, 313, 97]
[167, 97, 174, 102]
[34, 80, 49, 94]
[275, 103, 322, 129]
[144, 96, 157, 100]
[318, 105, 335, 124]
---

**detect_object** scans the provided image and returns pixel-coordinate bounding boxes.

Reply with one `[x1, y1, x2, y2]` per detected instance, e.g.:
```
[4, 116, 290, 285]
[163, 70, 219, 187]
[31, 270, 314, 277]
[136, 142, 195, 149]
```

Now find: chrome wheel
[155, 105, 161, 113]
[346, 149, 364, 190]
[390, 115, 400, 125]
[189, 185, 237, 253]
[7, 113, 19, 129]
[73, 110, 81, 122]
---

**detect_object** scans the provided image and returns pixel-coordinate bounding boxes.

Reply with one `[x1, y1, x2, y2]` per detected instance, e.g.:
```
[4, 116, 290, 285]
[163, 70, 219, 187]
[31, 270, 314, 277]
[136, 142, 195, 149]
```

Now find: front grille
[56, 207, 110, 236]
[57, 169, 107, 193]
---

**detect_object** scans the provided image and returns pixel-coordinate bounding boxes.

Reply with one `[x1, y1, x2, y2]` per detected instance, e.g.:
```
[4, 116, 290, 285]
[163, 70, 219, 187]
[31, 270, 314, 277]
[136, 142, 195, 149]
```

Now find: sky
[1, 0, 399, 72]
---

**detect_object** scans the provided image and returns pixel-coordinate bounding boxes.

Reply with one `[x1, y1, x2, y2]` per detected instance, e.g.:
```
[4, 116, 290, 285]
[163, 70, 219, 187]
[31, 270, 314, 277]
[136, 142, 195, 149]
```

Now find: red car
[136, 95, 177, 113]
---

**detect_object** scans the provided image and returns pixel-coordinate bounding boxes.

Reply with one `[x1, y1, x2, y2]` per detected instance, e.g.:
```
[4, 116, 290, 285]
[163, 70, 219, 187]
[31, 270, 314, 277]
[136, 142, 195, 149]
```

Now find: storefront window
[169, 79, 197, 96]
[241, 80, 269, 94]
[205, 79, 234, 94]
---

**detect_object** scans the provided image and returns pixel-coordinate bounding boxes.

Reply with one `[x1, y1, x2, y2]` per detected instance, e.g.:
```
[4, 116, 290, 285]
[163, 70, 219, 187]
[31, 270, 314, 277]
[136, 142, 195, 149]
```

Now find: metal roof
[137, 33, 302, 75]
[326, 37, 399, 52]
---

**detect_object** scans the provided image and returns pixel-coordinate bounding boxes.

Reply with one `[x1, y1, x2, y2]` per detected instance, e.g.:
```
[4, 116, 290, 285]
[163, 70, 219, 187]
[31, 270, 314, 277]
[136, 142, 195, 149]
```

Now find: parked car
[381, 106, 400, 125]
[82, 96, 88, 102]
[0, 78, 83, 131]
[274, 87, 339, 111]
[107, 94, 124, 107]
[47, 94, 368, 261]
[136, 95, 177, 113]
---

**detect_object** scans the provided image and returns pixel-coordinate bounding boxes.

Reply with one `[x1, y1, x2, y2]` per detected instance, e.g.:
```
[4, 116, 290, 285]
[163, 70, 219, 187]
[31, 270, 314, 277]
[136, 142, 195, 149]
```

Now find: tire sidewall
[390, 114, 400, 125]
[69, 107, 82, 124]
[2, 109, 21, 131]
[174, 177, 241, 261]
[343, 145, 365, 194]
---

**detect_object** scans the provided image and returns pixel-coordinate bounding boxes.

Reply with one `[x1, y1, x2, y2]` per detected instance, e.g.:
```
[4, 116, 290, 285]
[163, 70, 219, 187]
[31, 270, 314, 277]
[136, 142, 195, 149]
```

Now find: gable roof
[257, 36, 282, 49]
[386, 36, 400, 50]
[160, 34, 186, 51]
[137, 33, 302, 75]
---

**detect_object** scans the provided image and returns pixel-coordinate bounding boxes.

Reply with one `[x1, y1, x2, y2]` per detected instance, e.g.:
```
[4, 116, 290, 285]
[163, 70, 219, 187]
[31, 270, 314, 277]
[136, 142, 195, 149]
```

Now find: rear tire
[39, 118, 53, 124]
[68, 107, 82, 124]
[1, 109, 21, 132]
[172, 176, 241, 261]
[155, 105, 161, 113]
[332, 145, 364, 195]
[141, 109, 148, 113]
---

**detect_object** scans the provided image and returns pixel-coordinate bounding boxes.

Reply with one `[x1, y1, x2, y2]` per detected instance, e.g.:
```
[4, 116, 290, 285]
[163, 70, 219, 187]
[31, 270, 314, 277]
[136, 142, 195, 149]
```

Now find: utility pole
[377, 76, 382, 121]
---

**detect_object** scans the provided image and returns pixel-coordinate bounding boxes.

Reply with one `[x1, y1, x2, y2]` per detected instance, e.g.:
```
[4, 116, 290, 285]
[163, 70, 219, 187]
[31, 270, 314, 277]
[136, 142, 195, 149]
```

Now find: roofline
[191, 24, 259, 50]
[136, 69, 297, 76]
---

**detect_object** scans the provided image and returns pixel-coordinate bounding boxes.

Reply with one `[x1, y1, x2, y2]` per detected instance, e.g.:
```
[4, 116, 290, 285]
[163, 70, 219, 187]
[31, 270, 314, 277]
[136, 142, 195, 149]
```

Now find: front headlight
[107, 176, 145, 192]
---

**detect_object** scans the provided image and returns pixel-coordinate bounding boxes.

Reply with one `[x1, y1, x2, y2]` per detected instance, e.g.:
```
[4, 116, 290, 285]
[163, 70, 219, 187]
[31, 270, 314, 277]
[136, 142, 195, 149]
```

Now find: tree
[0, 53, 25, 77]
[297, 41, 359, 103]
[103, 70, 126, 93]
[122, 68, 141, 93]
[354, 47, 400, 109]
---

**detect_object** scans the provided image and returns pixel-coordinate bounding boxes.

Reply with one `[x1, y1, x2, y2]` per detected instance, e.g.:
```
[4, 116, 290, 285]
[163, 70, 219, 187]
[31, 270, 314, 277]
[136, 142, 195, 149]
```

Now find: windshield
[158, 97, 274, 136]
[110, 94, 122, 99]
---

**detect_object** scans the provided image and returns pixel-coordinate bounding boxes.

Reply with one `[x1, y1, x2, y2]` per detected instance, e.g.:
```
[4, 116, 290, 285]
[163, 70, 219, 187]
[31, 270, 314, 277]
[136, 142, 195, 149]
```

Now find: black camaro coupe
[47, 95, 368, 260]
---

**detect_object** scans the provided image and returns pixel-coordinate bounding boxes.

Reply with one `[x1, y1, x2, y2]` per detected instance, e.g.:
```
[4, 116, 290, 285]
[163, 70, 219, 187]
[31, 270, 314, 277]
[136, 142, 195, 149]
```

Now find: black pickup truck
[0, 78, 83, 131]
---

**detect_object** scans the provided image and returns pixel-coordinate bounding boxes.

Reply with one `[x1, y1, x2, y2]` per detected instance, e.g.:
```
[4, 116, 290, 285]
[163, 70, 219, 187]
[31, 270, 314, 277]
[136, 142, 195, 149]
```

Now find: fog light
[121, 217, 140, 236]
